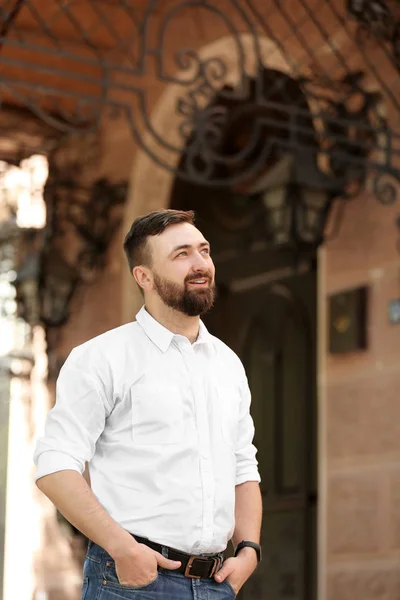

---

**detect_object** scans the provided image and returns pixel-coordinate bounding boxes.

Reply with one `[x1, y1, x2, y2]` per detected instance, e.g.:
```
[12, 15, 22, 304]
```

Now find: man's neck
[144, 301, 200, 344]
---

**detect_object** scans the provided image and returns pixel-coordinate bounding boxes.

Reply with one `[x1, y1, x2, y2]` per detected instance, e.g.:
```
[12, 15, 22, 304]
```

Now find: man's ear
[132, 265, 152, 292]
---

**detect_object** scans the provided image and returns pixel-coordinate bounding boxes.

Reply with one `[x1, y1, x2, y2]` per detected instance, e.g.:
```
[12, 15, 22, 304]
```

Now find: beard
[153, 271, 216, 317]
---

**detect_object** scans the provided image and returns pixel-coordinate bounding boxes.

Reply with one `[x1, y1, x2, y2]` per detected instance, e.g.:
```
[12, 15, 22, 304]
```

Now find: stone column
[0, 366, 10, 600]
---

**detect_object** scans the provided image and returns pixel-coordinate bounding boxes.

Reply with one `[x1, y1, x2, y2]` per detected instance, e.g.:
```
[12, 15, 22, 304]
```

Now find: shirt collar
[195, 320, 215, 353]
[135, 306, 215, 353]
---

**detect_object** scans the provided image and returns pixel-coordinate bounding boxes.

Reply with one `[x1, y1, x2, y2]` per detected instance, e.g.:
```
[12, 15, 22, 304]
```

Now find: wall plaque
[329, 286, 368, 354]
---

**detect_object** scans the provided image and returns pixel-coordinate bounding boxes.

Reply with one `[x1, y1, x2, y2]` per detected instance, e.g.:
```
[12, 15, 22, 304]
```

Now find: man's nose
[192, 252, 209, 271]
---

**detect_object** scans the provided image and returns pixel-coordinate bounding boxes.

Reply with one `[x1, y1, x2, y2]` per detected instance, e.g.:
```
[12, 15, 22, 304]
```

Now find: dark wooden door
[171, 167, 318, 600]
[204, 264, 317, 600]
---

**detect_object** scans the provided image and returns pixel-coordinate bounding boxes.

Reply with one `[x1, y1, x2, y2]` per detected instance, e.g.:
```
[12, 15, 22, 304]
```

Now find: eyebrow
[169, 241, 210, 256]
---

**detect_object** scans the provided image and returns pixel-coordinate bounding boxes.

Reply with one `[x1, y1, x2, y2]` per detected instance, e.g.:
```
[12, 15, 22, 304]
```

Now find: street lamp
[38, 248, 79, 328]
[262, 183, 331, 250]
[245, 152, 341, 253]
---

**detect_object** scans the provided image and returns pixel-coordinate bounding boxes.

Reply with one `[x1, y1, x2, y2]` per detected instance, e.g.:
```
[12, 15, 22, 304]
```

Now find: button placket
[195, 355, 216, 549]
[177, 342, 216, 551]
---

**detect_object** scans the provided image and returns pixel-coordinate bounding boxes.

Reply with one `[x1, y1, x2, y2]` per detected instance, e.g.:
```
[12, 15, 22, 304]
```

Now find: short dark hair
[123, 209, 195, 271]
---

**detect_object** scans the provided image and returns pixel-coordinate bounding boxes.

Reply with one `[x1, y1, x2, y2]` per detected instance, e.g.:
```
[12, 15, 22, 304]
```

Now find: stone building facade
[1, 2, 400, 600]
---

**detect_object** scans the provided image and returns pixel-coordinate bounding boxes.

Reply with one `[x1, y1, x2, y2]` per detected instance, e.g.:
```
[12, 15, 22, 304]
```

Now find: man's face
[146, 222, 216, 316]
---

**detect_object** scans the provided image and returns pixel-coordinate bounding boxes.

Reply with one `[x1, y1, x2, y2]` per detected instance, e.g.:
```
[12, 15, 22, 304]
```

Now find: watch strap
[234, 540, 262, 562]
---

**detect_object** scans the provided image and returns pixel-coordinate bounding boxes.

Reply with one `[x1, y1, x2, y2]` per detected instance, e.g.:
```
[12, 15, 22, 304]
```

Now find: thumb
[214, 561, 234, 583]
[155, 552, 181, 571]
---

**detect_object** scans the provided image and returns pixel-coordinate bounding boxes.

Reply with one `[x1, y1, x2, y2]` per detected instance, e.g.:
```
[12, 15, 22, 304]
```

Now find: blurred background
[0, 1, 400, 599]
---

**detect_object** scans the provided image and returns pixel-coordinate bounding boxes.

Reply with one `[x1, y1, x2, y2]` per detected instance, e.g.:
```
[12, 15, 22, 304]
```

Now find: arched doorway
[170, 69, 318, 600]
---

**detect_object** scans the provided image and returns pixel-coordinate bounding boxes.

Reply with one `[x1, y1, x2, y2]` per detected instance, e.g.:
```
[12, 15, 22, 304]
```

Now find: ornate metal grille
[0, 0, 399, 198]
[348, 0, 400, 67]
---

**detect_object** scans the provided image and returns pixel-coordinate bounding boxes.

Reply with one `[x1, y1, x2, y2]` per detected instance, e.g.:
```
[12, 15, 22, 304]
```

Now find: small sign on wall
[388, 299, 400, 324]
[329, 286, 368, 354]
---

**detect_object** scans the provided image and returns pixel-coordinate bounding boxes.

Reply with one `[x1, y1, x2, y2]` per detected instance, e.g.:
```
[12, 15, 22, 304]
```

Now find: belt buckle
[184, 555, 222, 579]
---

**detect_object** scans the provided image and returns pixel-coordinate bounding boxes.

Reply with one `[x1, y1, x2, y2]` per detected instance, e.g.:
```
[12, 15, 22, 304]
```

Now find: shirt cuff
[236, 469, 261, 486]
[35, 450, 85, 482]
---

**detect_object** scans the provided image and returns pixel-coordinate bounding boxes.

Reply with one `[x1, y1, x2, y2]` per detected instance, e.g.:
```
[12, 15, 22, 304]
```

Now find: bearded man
[34, 209, 262, 600]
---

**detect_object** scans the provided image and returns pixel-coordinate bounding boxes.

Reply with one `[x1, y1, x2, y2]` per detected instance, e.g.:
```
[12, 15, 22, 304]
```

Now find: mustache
[185, 272, 213, 284]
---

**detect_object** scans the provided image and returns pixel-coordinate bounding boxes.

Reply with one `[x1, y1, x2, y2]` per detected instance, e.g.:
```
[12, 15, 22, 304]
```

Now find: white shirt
[34, 307, 260, 554]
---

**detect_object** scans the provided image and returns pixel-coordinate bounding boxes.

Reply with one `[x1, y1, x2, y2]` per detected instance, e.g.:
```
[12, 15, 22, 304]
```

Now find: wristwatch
[234, 540, 262, 563]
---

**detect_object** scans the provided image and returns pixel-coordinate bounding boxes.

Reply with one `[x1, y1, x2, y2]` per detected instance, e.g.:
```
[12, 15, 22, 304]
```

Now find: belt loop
[161, 546, 169, 559]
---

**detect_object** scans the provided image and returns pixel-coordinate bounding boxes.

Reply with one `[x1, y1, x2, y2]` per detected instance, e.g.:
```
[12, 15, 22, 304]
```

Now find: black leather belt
[133, 535, 224, 579]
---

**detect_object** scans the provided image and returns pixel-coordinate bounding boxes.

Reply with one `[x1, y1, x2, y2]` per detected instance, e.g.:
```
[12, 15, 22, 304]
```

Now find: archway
[168, 67, 318, 600]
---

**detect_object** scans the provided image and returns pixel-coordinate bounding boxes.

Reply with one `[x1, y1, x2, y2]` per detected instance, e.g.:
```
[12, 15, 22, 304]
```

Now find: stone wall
[324, 185, 400, 600]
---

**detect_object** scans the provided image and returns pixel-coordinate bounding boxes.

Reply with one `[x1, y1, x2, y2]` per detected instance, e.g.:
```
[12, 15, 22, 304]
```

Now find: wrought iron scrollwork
[45, 176, 128, 278]
[12, 175, 128, 329]
[348, 0, 400, 70]
[0, 1, 397, 183]
[43, 172, 127, 288]
[0, 0, 399, 249]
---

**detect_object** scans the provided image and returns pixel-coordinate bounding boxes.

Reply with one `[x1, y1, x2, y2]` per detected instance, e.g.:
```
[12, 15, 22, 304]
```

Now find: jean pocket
[104, 559, 160, 591]
[224, 579, 238, 597]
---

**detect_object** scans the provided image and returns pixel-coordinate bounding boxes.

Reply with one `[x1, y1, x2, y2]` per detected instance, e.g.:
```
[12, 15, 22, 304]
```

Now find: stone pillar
[0, 367, 10, 600]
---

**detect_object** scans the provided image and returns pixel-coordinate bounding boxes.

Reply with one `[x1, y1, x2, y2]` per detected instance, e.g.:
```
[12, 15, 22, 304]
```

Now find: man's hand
[214, 548, 258, 594]
[113, 543, 181, 587]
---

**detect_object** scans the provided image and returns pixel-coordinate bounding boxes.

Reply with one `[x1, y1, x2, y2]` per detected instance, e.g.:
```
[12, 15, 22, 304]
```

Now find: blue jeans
[82, 541, 236, 599]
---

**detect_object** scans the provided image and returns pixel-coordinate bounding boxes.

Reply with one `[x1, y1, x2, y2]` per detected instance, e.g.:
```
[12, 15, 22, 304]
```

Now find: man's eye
[177, 252, 187, 257]
[201, 248, 210, 255]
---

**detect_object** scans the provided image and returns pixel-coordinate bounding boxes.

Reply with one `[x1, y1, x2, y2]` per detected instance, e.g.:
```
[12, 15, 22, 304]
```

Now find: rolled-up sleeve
[34, 349, 111, 482]
[235, 376, 261, 486]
